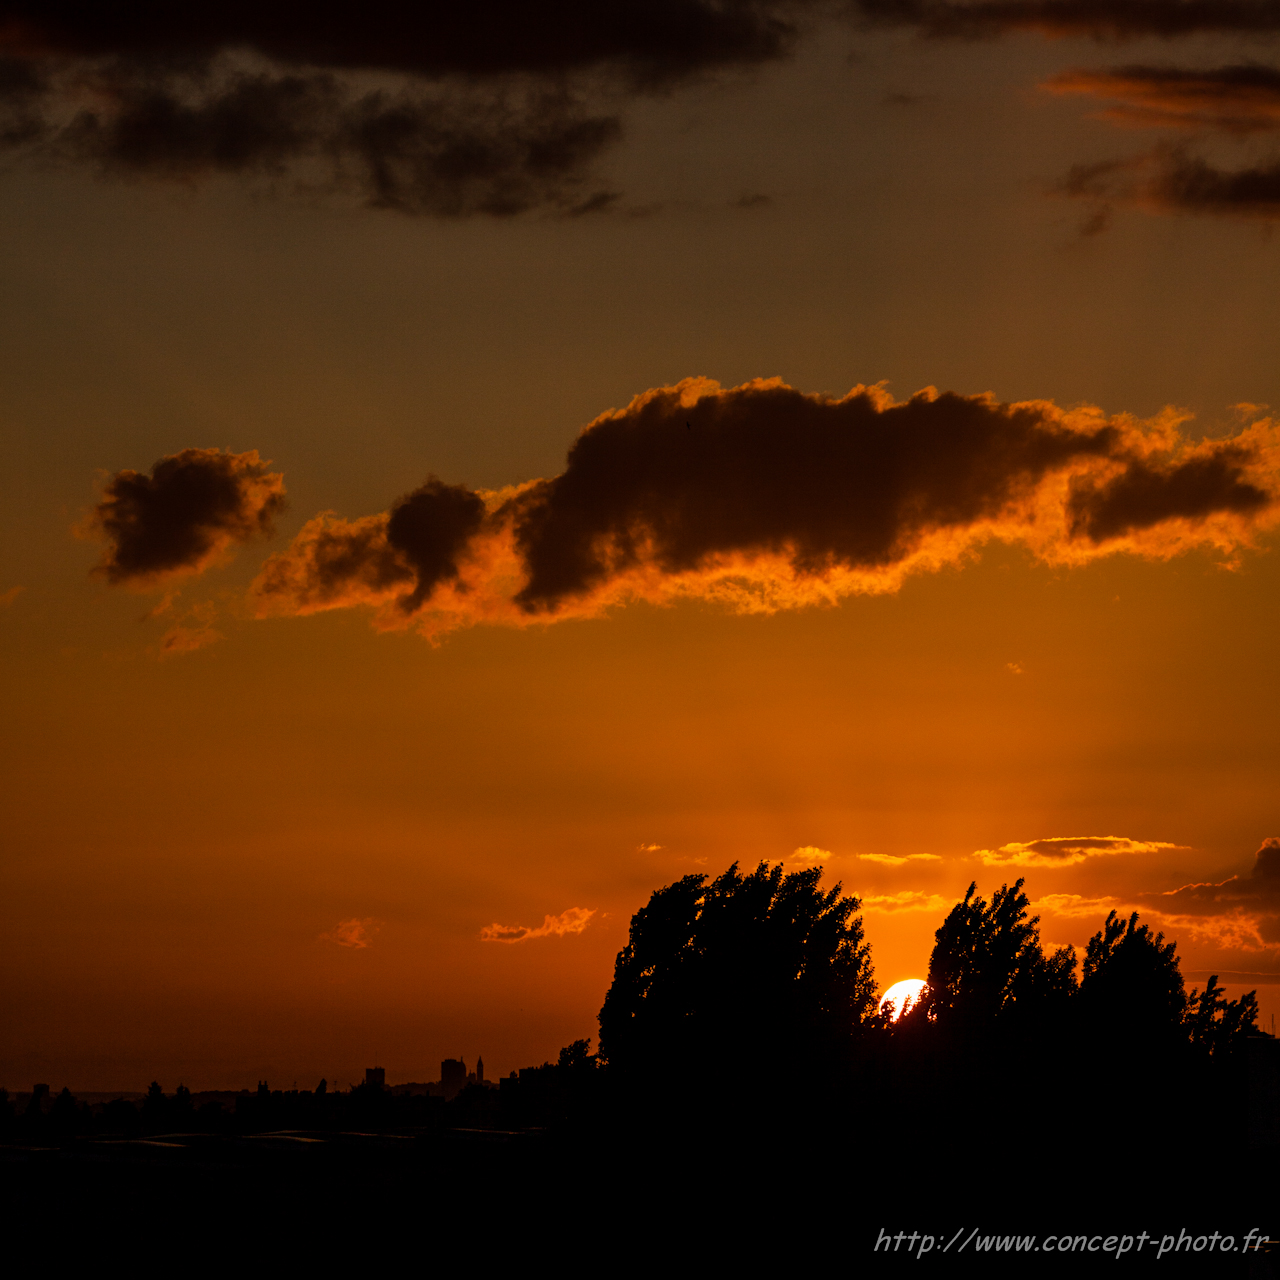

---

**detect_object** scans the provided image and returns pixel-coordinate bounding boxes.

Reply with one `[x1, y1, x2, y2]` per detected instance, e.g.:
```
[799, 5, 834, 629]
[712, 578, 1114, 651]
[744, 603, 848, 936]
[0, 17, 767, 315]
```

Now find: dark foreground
[3, 1115, 1275, 1277]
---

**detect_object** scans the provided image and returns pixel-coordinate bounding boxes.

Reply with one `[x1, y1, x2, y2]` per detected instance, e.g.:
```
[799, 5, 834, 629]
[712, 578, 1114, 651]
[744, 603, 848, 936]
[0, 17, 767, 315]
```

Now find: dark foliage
[598, 861, 877, 1097]
[910, 878, 1077, 1038]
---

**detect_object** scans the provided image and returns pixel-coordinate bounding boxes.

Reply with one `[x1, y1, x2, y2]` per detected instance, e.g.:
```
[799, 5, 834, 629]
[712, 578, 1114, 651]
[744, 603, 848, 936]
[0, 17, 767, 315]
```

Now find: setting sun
[879, 979, 927, 1021]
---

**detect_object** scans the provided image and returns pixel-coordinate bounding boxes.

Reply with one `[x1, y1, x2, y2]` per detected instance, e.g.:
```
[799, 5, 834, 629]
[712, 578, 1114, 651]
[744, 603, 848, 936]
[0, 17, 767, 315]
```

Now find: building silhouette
[440, 1058, 467, 1100]
[364, 1067, 385, 1089]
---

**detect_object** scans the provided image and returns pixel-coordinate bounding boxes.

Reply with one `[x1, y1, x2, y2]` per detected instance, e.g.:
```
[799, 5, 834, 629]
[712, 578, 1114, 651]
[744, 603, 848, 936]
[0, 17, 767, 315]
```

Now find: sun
[879, 978, 926, 1021]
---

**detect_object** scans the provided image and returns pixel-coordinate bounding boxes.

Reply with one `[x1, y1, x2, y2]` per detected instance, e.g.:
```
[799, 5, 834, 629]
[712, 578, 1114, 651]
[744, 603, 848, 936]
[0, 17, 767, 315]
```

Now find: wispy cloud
[156, 601, 224, 658]
[1036, 893, 1122, 919]
[321, 917, 382, 949]
[480, 906, 595, 943]
[857, 852, 942, 866]
[862, 890, 950, 913]
[791, 846, 832, 864]
[0, 585, 23, 608]
[1045, 64, 1280, 135]
[976, 835, 1178, 868]
[1046, 63, 1280, 224]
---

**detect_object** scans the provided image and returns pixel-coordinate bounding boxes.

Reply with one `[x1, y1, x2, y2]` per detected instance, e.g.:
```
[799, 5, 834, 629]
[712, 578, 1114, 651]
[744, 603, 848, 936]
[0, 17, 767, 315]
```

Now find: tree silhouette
[1078, 909, 1186, 1047]
[598, 861, 876, 1090]
[911, 879, 1076, 1036]
[142, 1080, 166, 1131]
[1185, 974, 1260, 1057]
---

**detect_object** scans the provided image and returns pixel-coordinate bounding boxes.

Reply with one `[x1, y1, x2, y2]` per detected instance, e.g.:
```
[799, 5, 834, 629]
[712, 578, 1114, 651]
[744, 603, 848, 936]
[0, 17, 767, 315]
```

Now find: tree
[1078, 910, 1186, 1045]
[597, 861, 877, 1087]
[912, 879, 1076, 1035]
[1185, 975, 1259, 1057]
[142, 1080, 166, 1131]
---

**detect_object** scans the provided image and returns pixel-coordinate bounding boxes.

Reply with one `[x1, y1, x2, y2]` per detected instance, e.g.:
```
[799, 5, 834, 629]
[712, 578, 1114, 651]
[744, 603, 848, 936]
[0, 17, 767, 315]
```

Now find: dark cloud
[0, 61, 622, 216]
[385, 479, 488, 610]
[252, 476, 486, 617]
[1067, 442, 1271, 541]
[89, 447, 286, 586]
[1047, 64, 1280, 223]
[507, 381, 1121, 611]
[0, 1, 807, 86]
[251, 378, 1280, 637]
[854, 0, 1280, 39]
[1151, 151, 1280, 214]
[1139, 838, 1280, 951]
[1060, 146, 1280, 221]
[1045, 64, 1280, 134]
[0, 2, 825, 213]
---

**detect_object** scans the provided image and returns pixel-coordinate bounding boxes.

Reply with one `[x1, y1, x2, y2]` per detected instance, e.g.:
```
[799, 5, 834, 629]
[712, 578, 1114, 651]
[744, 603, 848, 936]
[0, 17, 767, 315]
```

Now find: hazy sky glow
[3, 2, 1280, 1090]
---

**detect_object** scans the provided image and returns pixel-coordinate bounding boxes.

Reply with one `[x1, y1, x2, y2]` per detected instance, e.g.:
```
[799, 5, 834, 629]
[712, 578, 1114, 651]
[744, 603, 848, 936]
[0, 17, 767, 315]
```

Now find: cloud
[854, 0, 1280, 39]
[857, 852, 942, 865]
[0, 585, 23, 607]
[251, 378, 1280, 641]
[87, 448, 286, 588]
[0, 2, 819, 214]
[1044, 64, 1280, 135]
[1062, 148, 1280, 221]
[0, 2, 806, 84]
[156, 601, 224, 657]
[792, 846, 832, 863]
[321, 917, 381, 948]
[1136, 838, 1280, 952]
[975, 835, 1179, 868]
[1183, 969, 1280, 983]
[1036, 893, 1122, 919]
[480, 906, 596, 943]
[1045, 64, 1280, 224]
[0, 61, 623, 218]
[1036, 840, 1280, 954]
[1067, 442, 1271, 536]
[637, 842, 664, 852]
[862, 890, 950, 913]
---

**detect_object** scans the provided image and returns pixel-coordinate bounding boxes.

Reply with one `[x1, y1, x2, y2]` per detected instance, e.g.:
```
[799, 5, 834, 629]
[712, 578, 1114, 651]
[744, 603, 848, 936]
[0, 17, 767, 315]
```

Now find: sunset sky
[3, 0, 1280, 1091]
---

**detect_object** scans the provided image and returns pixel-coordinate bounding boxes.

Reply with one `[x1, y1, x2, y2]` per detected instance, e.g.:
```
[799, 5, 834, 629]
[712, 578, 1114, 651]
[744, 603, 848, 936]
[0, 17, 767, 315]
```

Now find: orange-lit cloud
[0, 585, 23, 607]
[1044, 64, 1280, 134]
[976, 835, 1178, 868]
[88, 448, 286, 588]
[479, 906, 595, 943]
[1038, 840, 1280, 953]
[321, 917, 382, 949]
[637, 842, 664, 853]
[862, 890, 950, 913]
[156, 602, 224, 658]
[791, 846, 832, 864]
[1036, 893, 1121, 919]
[1047, 65, 1280, 223]
[1135, 838, 1280, 952]
[251, 379, 1280, 641]
[857, 852, 942, 865]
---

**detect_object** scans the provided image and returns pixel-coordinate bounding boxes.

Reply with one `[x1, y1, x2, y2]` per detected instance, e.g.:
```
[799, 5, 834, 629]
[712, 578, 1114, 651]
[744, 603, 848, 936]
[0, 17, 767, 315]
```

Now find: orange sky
[3, 9, 1280, 1090]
